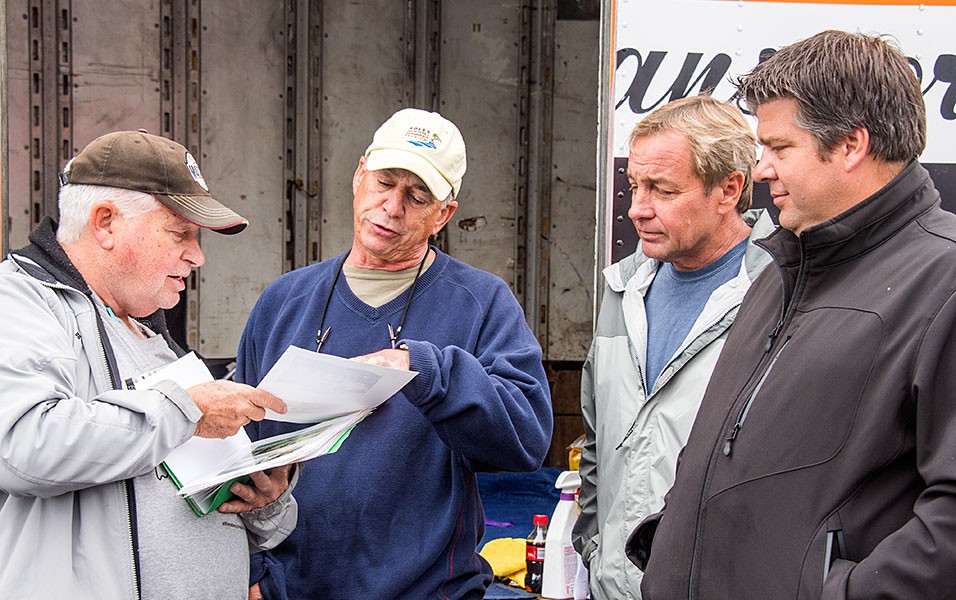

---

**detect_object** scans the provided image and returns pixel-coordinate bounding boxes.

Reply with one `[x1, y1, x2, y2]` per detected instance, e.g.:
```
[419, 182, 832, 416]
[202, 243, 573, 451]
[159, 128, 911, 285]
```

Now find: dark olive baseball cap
[60, 130, 248, 234]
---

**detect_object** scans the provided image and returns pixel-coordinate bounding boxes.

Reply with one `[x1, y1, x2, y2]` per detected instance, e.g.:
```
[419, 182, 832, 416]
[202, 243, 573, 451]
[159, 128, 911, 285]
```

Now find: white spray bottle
[541, 470, 582, 599]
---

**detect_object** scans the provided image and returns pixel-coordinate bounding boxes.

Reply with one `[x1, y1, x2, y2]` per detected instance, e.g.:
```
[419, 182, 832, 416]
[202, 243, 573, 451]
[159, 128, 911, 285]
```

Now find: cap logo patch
[404, 126, 441, 150]
[184, 151, 209, 192]
[59, 157, 76, 186]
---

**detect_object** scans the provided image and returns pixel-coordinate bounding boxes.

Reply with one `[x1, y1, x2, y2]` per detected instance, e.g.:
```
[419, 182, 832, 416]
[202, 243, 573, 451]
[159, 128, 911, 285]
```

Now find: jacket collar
[757, 161, 938, 269]
[606, 208, 775, 293]
[14, 216, 91, 292]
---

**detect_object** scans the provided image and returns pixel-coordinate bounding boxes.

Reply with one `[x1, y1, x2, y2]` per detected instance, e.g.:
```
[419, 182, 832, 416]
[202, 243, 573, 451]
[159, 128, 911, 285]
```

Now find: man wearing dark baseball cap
[0, 130, 296, 598]
[235, 108, 552, 599]
[61, 129, 249, 234]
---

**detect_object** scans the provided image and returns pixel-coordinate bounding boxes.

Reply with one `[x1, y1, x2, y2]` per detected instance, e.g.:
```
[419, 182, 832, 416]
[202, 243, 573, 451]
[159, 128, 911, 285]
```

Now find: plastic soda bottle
[526, 514, 548, 593]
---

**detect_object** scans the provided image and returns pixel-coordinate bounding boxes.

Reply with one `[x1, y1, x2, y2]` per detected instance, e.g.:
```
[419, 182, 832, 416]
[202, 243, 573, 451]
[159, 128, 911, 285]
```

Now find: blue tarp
[477, 466, 563, 549]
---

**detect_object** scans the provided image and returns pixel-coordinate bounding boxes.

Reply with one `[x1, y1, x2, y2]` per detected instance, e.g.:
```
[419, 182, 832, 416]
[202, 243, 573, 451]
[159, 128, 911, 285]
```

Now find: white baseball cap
[364, 108, 467, 200]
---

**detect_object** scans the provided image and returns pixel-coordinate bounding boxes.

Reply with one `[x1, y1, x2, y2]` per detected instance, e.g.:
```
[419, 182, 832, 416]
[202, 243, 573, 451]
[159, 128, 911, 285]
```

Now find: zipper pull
[765, 319, 784, 352]
[723, 424, 740, 456]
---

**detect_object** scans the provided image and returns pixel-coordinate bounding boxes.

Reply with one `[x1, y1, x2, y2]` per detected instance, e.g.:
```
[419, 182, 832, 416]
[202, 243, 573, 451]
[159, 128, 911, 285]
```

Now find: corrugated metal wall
[2, 0, 598, 367]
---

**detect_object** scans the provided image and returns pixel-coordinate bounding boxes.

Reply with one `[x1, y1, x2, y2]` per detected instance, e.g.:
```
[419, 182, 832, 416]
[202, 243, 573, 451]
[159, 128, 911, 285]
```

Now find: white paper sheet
[257, 345, 418, 423]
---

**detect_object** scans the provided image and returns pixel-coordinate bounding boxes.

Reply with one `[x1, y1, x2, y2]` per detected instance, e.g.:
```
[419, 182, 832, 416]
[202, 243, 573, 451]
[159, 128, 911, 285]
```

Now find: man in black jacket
[630, 30, 956, 599]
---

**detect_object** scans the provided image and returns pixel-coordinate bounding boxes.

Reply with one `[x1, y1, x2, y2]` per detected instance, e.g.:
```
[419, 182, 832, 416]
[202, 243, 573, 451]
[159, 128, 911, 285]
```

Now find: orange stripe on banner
[720, 0, 956, 4]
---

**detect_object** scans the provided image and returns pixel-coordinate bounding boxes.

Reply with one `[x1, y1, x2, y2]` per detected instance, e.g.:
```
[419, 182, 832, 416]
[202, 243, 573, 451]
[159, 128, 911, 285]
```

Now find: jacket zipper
[687, 245, 808, 600]
[616, 304, 738, 450]
[124, 479, 143, 600]
[90, 296, 143, 600]
[655, 303, 739, 393]
[34, 272, 143, 600]
[723, 336, 790, 456]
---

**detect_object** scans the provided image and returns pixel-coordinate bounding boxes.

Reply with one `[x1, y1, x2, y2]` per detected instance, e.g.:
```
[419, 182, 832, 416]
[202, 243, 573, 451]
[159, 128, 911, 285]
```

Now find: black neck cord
[314, 247, 430, 353]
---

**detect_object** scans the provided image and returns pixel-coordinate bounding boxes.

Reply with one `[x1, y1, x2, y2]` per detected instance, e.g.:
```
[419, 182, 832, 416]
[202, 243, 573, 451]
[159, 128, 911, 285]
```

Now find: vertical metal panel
[28, 0, 63, 226]
[594, 0, 614, 315]
[286, 0, 322, 270]
[439, 0, 523, 286]
[1, 3, 7, 255]
[5, 0, 32, 251]
[305, 0, 322, 266]
[547, 18, 598, 360]
[318, 0, 406, 260]
[288, 0, 311, 270]
[409, 0, 441, 111]
[197, 0, 286, 357]
[525, 0, 555, 349]
[159, 0, 187, 142]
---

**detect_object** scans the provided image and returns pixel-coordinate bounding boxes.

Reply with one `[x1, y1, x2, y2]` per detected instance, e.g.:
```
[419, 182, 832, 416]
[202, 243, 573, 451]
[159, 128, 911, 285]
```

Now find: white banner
[609, 0, 956, 162]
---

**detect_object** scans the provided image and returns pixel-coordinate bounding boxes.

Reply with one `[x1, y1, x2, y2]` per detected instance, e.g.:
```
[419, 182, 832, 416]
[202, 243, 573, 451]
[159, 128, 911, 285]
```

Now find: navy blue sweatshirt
[237, 248, 553, 599]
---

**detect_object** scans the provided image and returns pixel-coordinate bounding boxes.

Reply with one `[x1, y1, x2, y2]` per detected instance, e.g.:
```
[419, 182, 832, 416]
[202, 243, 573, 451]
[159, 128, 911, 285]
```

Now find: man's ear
[716, 171, 745, 214]
[90, 202, 118, 250]
[431, 201, 458, 235]
[839, 127, 871, 172]
[352, 156, 367, 196]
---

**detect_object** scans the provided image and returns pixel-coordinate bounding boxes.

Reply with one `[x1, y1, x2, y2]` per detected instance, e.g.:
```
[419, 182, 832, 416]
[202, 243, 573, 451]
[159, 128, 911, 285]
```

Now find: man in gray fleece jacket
[0, 130, 297, 599]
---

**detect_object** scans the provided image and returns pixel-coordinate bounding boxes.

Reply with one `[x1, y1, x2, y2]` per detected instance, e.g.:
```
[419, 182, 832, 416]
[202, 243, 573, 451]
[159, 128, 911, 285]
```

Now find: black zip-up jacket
[630, 162, 956, 599]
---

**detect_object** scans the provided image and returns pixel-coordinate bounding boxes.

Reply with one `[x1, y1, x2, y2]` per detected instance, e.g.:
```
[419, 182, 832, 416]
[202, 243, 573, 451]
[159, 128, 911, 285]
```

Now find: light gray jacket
[0, 242, 296, 599]
[572, 209, 774, 600]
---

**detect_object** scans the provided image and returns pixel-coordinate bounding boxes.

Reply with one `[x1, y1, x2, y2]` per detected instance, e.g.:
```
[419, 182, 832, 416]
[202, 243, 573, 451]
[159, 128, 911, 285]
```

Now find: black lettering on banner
[615, 49, 731, 114]
[616, 48, 956, 121]
[922, 54, 956, 120]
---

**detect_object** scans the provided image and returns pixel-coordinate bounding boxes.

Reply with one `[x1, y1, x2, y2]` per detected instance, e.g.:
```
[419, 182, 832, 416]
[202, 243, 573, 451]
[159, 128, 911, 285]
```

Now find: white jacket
[572, 210, 774, 600]
[0, 226, 296, 599]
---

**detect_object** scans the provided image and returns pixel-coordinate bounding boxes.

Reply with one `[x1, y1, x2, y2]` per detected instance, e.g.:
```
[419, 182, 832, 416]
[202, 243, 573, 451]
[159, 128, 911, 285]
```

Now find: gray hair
[630, 95, 757, 212]
[737, 30, 925, 163]
[57, 184, 162, 243]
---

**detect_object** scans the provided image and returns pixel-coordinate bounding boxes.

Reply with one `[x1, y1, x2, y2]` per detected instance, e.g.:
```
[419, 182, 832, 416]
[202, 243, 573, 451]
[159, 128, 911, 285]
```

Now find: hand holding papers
[143, 348, 417, 516]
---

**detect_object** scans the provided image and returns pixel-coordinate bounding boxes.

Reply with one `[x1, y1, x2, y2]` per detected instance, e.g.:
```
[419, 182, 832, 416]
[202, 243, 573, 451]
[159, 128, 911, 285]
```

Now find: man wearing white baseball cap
[0, 130, 296, 599]
[237, 108, 553, 599]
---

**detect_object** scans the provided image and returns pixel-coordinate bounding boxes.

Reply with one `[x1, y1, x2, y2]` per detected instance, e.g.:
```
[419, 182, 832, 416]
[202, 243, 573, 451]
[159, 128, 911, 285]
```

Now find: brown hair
[737, 30, 925, 163]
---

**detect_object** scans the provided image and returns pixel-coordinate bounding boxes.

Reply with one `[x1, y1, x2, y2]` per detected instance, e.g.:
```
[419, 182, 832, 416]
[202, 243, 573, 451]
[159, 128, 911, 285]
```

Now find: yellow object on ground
[568, 434, 585, 471]
[479, 537, 528, 588]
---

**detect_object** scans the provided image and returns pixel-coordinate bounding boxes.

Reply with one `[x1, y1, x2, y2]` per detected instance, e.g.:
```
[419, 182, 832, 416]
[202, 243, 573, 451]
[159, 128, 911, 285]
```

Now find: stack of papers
[136, 348, 417, 515]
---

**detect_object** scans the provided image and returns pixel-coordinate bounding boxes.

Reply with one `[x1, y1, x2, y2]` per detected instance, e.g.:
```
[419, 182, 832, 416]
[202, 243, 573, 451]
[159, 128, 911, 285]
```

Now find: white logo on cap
[184, 152, 209, 192]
